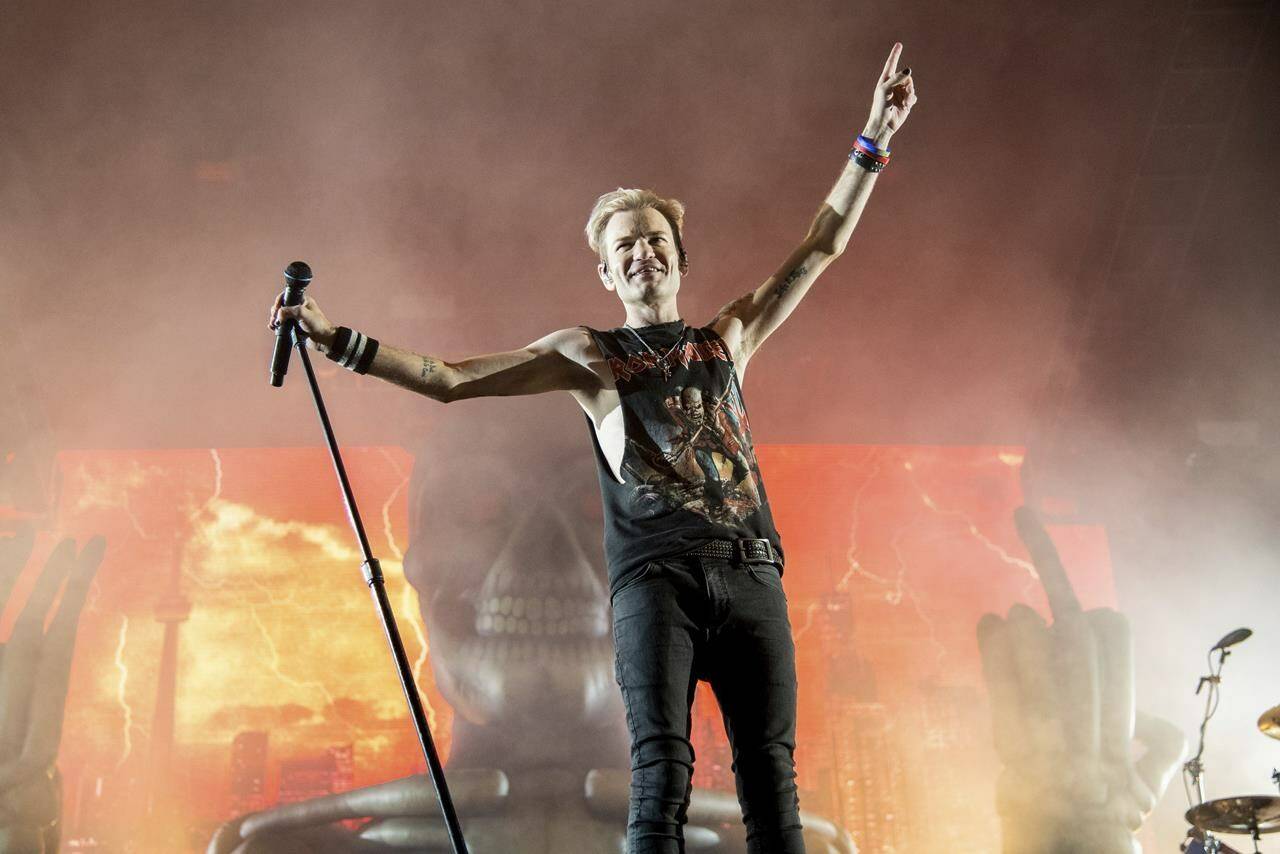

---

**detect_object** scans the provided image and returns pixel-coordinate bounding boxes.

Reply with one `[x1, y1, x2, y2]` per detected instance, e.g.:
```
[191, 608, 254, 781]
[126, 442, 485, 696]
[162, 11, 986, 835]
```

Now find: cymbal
[1186, 796, 1280, 835]
[1259, 704, 1280, 739]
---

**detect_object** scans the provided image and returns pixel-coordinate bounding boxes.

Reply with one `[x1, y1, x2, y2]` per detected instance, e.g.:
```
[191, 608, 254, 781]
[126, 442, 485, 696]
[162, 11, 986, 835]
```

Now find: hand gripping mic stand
[269, 261, 470, 854]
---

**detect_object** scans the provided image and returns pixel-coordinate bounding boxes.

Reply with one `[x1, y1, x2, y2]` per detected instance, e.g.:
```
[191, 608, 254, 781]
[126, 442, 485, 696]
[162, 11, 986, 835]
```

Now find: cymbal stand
[1184, 646, 1235, 852]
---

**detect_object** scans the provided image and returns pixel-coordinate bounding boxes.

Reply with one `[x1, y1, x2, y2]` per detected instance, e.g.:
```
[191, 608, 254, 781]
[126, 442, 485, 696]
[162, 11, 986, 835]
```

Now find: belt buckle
[736, 538, 772, 564]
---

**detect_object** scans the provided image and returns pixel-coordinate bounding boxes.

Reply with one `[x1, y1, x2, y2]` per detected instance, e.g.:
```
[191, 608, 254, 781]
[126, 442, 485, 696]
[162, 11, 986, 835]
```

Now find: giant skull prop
[210, 412, 855, 853]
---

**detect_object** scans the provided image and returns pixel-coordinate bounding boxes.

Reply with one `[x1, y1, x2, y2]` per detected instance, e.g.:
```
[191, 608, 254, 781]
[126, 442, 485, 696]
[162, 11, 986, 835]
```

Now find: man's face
[598, 207, 683, 304]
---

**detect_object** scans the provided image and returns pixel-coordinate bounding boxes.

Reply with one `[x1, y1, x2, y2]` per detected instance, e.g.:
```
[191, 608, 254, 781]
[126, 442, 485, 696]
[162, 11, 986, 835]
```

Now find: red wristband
[851, 138, 891, 165]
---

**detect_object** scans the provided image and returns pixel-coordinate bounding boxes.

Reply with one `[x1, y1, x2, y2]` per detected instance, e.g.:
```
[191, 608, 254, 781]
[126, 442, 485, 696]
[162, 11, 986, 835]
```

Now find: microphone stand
[284, 326, 470, 854]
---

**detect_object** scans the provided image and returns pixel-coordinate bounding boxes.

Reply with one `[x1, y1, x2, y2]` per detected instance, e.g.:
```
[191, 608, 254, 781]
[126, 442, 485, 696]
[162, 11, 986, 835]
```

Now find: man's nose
[635, 239, 655, 259]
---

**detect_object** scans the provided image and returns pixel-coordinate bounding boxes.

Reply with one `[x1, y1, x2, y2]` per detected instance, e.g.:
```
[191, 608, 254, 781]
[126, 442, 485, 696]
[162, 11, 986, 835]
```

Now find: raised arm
[712, 42, 917, 369]
[270, 294, 602, 403]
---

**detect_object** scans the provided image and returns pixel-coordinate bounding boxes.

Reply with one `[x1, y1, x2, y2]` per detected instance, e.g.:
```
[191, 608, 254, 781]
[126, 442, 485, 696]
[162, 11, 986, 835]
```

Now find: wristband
[851, 138, 891, 164]
[326, 326, 380, 374]
[849, 149, 886, 173]
[856, 134, 890, 155]
[325, 327, 352, 361]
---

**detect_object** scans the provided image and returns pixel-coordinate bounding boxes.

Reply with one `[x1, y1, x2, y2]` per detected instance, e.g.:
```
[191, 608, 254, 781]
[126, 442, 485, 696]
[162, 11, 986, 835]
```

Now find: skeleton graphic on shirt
[623, 381, 762, 523]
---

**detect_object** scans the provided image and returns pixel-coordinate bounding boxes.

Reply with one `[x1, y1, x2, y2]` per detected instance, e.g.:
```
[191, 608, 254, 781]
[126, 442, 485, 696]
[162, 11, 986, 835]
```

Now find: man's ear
[598, 261, 615, 291]
[678, 249, 690, 276]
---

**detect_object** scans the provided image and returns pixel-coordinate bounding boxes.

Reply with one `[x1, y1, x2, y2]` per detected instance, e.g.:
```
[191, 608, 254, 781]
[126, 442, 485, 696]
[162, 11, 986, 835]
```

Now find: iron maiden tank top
[581, 319, 783, 596]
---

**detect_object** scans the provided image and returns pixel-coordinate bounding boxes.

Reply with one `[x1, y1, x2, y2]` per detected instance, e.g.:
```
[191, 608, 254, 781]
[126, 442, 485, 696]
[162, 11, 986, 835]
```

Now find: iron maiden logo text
[608, 338, 730, 383]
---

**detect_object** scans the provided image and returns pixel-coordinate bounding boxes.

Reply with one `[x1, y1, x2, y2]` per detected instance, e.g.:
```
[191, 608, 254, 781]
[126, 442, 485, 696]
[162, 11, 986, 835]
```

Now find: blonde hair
[584, 188, 687, 261]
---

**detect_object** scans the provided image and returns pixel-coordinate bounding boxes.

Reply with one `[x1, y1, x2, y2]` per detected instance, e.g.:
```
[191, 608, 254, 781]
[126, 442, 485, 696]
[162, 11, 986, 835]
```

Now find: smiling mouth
[630, 264, 664, 278]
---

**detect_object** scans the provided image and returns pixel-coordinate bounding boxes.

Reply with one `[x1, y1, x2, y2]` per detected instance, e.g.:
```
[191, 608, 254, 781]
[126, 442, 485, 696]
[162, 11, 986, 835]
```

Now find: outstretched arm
[270, 295, 602, 402]
[713, 42, 917, 368]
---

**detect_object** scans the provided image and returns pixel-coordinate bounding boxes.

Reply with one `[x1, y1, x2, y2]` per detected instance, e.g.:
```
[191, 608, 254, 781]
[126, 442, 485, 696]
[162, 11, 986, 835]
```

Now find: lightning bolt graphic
[837, 451, 889, 593]
[179, 496, 375, 739]
[183, 449, 229, 592]
[113, 615, 135, 768]
[180, 485, 370, 703]
[903, 457, 1038, 581]
[209, 449, 224, 493]
[376, 450, 408, 561]
[834, 452, 924, 621]
[122, 495, 152, 540]
[245, 601, 340, 710]
[190, 448, 225, 522]
[377, 448, 438, 731]
[834, 450, 962, 670]
[70, 459, 159, 540]
[963, 522, 1039, 578]
[888, 521, 948, 666]
[792, 600, 821, 642]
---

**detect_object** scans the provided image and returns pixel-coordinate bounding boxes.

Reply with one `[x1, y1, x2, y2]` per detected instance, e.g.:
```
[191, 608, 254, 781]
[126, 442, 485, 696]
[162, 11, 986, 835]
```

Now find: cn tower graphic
[146, 533, 192, 821]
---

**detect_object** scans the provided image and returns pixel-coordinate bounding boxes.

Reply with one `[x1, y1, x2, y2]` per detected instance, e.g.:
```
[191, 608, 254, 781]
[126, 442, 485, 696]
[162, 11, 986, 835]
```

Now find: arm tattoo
[774, 264, 808, 300]
[420, 357, 437, 379]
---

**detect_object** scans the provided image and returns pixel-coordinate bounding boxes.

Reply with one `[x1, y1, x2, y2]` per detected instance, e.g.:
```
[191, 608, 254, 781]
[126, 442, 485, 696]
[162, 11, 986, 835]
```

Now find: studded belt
[685, 538, 780, 565]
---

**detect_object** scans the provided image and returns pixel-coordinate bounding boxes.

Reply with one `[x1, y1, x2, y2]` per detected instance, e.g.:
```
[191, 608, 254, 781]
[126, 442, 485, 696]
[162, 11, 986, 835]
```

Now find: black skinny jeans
[610, 552, 805, 854]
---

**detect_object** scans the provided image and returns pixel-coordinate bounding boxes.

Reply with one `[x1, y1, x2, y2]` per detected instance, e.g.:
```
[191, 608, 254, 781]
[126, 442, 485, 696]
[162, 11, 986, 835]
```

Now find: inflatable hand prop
[977, 507, 1185, 854]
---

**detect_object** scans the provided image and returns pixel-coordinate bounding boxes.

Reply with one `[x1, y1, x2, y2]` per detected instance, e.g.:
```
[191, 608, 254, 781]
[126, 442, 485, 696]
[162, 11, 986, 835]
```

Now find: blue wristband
[857, 134, 890, 155]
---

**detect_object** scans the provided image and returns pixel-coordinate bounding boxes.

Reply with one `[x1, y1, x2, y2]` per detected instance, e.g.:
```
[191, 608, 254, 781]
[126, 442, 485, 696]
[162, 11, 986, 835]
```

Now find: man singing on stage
[271, 43, 916, 854]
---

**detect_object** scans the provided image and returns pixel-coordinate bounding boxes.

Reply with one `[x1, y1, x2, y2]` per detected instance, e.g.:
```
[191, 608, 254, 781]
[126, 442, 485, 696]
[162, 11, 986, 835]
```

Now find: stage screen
[7, 443, 1115, 852]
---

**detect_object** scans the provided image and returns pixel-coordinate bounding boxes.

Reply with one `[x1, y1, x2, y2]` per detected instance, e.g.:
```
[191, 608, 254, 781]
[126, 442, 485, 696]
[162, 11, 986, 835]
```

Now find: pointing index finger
[881, 42, 903, 81]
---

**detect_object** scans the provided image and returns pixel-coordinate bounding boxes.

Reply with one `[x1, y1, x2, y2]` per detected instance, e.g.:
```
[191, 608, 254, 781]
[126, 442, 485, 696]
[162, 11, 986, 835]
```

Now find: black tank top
[581, 319, 783, 595]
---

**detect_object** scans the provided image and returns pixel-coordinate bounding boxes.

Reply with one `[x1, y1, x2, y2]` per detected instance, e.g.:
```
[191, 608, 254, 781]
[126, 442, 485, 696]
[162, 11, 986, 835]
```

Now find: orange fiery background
[25, 443, 1112, 851]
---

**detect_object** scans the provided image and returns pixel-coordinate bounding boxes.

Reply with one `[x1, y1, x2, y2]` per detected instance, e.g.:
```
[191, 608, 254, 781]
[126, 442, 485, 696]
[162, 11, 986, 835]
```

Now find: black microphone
[1210, 627, 1252, 651]
[269, 261, 313, 387]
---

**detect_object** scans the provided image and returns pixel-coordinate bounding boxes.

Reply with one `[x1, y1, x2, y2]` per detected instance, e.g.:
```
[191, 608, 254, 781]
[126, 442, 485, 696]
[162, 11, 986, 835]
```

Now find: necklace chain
[623, 323, 685, 378]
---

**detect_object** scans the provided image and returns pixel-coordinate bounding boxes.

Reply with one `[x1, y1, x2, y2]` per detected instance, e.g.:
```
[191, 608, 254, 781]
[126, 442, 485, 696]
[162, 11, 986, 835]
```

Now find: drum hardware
[1182, 629, 1254, 852]
[1184, 826, 1246, 854]
[1186, 797, 1280, 854]
[1259, 705, 1280, 741]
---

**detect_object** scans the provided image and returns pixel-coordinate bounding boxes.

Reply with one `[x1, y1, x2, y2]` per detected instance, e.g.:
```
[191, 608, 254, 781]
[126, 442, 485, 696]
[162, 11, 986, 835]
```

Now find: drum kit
[1179, 628, 1279, 854]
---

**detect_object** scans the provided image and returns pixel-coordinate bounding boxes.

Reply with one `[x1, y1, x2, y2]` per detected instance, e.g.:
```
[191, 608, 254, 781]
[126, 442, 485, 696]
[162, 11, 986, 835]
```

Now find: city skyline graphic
[13, 443, 1115, 851]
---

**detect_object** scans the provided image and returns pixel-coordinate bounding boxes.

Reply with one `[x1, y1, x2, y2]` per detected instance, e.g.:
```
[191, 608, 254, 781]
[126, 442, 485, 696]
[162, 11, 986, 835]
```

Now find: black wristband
[353, 337, 379, 374]
[850, 149, 886, 173]
[326, 326, 379, 373]
[325, 327, 353, 363]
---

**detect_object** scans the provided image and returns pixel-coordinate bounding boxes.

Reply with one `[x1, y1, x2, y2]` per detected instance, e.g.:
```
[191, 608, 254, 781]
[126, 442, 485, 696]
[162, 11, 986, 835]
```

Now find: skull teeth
[475, 596, 606, 638]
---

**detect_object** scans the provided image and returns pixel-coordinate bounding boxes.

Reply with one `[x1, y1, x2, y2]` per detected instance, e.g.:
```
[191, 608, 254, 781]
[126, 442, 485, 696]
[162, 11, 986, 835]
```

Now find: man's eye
[652, 237, 665, 243]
